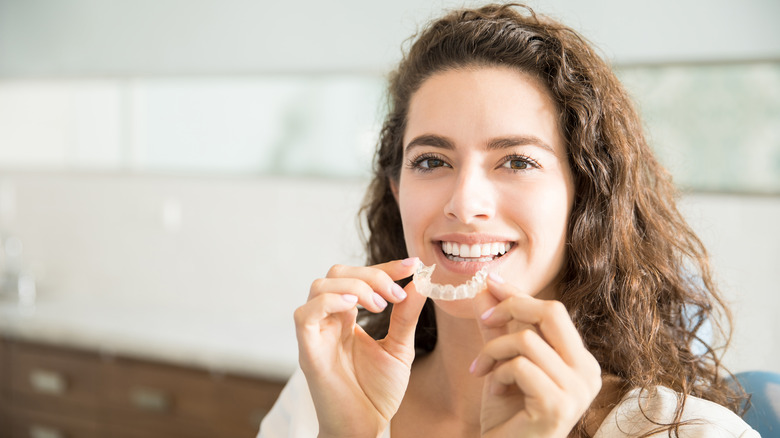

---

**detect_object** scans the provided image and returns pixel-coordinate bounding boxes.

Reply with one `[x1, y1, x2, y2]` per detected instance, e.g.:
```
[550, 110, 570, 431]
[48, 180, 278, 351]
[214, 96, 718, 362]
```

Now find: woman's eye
[420, 158, 447, 169]
[509, 159, 529, 170]
[499, 154, 540, 171]
[502, 158, 531, 170]
[405, 154, 450, 172]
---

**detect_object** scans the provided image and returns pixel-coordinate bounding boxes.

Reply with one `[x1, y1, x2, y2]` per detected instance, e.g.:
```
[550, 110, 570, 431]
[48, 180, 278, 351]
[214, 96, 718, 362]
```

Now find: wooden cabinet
[10, 409, 101, 438]
[0, 337, 10, 436]
[7, 342, 102, 438]
[213, 374, 284, 437]
[0, 339, 286, 438]
[10, 342, 103, 418]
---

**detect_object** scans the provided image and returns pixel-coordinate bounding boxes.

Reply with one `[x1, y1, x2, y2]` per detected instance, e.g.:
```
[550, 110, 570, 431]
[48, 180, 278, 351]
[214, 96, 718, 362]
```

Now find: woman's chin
[432, 297, 479, 320]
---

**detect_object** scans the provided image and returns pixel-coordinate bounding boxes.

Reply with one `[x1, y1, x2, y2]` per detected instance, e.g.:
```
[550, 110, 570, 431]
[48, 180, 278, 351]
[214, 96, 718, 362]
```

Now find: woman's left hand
[471, 274, 602, 438]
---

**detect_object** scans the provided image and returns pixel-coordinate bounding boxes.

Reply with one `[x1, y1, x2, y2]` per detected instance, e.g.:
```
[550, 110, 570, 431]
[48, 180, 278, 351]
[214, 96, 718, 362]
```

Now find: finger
[472, 274, 506, 343]
[294, 292, 360, 333]
[490, 355, 561, 403]
[489, 358, 596, 437]
[310, 277, 389, 313]
[471, 329, 576, 392]
[294, 293, 360, 366]
[295, 294, 360, 381]
[322, 258, 419, 304]
[489, 357, 577, 434]
[481, 292, 585, 366]
[383, 280, 428, 359]
[371, 257, 421, 282]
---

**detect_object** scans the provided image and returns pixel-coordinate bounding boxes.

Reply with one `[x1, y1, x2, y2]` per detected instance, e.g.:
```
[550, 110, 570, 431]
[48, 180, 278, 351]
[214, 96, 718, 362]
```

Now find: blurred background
[0, 0, 778, 436]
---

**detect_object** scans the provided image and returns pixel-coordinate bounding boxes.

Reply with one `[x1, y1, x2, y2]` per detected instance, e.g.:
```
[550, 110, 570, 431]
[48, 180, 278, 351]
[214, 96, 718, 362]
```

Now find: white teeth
[440, 241, 511, 259]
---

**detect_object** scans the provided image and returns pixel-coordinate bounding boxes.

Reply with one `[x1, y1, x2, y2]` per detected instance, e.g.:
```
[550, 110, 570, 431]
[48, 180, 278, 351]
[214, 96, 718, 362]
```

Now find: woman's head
[361, 2, 743, 418]
[396, 66, 575, 317]
[365, 3, 655, 272]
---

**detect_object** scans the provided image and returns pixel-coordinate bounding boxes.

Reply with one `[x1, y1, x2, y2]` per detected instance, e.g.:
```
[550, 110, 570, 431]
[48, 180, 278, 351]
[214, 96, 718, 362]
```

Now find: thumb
[383, 277, 428, 361]
[472, 277, 507, 343]
[372, 256, 421, 282]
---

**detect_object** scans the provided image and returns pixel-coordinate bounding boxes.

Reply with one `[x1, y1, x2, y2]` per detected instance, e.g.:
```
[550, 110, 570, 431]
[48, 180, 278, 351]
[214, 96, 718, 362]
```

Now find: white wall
[0, 173, 366, 310]
[1, 0, 779, 77]
[678, 194, 780, 374]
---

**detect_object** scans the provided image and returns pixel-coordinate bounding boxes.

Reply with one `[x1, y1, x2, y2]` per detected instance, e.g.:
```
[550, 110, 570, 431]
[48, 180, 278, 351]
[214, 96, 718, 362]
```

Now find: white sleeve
[594, 386, 760, 438]
[257, 368, 319, 438]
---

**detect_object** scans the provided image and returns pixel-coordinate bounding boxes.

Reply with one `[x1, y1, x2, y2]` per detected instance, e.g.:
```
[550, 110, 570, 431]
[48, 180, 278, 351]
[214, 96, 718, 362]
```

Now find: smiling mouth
[439, 241, 513, 262]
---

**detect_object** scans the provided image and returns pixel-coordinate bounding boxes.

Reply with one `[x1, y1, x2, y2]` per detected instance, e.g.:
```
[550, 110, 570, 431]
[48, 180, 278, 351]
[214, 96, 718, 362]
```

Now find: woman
[260, 4, 758, 437]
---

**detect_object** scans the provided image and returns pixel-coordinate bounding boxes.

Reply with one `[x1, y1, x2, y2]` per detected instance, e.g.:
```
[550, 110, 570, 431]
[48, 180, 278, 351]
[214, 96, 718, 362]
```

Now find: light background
[0, 0, 778, 377]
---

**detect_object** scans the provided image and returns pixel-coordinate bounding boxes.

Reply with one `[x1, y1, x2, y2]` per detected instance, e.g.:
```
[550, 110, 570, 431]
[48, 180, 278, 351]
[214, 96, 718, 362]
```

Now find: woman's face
[395, 67, 574, 315]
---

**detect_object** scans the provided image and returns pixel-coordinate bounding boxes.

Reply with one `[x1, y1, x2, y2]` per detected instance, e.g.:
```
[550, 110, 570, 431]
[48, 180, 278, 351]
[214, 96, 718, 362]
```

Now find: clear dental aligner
[413, 263, 488, 300]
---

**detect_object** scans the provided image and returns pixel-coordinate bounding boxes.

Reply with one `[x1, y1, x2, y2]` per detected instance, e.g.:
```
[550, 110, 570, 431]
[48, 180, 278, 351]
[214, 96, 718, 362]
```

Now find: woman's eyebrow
[487, 136, 556, 155]
[405, 134, 556, 155]
[404, 134, 455, 154]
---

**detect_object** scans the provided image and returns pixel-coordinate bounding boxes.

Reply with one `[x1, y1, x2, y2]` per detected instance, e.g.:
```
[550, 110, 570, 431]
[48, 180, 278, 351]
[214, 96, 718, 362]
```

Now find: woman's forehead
[404, 66, 565, 156]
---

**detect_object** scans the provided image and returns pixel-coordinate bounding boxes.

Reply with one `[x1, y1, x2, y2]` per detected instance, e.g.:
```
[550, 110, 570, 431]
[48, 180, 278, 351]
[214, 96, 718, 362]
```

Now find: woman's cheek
[399, 178, 444, 252]
[398, 190, 424, 258]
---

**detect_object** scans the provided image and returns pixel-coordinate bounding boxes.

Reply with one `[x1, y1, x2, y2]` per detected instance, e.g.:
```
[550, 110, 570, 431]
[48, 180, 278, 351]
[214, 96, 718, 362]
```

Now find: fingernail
[480, 306, 495, 320]
[401, 257, 418, 267]
[372, 293, 388, 310]
[390, 283, 407, 300]
[488, 272, 505, 284]
[342, 294, 358, 303]
[469, 358, 478, 374]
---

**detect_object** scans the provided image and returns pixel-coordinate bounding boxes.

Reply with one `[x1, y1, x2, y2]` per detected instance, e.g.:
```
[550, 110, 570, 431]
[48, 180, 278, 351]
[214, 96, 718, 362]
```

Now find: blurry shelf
[0, 296, 298, 380]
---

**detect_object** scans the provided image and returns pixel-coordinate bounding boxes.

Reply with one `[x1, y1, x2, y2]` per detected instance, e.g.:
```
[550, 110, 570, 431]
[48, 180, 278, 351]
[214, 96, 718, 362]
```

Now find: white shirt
[259, 368, 759, 438]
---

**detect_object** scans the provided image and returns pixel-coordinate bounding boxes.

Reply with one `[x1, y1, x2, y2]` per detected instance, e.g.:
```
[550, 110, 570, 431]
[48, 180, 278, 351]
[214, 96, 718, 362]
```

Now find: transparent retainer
[412, 263, 488, 301]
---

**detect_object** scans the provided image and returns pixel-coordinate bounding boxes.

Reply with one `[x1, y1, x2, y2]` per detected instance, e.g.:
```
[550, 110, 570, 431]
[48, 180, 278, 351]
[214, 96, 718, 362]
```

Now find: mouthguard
[412, 262, 488, 300]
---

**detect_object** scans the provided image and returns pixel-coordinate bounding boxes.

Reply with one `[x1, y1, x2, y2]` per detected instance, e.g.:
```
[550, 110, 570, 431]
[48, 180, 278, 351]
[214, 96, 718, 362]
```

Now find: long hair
[358, 3, 745, 436]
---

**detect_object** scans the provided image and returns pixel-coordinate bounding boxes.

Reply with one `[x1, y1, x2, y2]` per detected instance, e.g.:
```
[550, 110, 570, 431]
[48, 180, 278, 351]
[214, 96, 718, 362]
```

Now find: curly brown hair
[359, 3, 746, 436]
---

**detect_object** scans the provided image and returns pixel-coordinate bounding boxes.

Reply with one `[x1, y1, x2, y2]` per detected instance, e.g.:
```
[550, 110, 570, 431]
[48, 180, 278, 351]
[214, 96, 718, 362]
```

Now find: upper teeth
[441, 241, 511, 258]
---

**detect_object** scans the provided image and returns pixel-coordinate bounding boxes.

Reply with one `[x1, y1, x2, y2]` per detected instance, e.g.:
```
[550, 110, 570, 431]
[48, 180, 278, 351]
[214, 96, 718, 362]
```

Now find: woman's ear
[390, 178, 400, 203]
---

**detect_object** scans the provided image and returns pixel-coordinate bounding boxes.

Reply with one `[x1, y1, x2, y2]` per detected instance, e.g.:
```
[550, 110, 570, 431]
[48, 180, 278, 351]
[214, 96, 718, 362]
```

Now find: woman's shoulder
[594, 385, 759, 437]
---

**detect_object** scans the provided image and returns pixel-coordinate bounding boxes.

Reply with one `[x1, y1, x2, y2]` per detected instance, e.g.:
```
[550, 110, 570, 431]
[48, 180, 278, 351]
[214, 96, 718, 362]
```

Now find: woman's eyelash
[499, 154, 541, 171]
[405, 153, 450, 171]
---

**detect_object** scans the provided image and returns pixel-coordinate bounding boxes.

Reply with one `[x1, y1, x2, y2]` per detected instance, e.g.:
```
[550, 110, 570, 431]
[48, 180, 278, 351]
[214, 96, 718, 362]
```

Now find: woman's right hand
[294, 258, 426, 438]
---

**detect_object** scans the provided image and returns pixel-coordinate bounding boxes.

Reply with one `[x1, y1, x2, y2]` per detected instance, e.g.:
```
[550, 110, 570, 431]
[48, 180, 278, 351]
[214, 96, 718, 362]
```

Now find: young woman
[259, 4, 758, 437]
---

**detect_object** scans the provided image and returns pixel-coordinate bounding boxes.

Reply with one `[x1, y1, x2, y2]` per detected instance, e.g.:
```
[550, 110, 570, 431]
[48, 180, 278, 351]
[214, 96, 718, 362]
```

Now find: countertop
[0, 295, 299, 381]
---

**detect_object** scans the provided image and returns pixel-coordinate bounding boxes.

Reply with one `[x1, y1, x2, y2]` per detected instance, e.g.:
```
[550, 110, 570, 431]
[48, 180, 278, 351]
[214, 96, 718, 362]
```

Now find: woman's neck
[413, 306, 485, 423]
[392, 306, 486, 437]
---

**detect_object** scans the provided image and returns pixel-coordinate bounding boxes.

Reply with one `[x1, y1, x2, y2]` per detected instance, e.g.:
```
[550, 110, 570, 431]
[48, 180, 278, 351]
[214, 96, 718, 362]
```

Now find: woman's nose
[443, 167, 496, 223]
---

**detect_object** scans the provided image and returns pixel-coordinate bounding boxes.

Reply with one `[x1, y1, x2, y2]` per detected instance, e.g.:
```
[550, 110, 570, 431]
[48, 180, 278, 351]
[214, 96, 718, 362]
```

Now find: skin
[295, 67, 603, 438]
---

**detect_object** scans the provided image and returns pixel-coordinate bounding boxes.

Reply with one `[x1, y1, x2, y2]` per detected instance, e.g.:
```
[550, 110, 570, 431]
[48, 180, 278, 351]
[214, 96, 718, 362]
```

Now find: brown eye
[500, 155, 539, 171]
[508, 159, 529, 170]
[405, 153, 451, 172]
[421, 158, 446, 169]
[502, 158, 530, 170]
